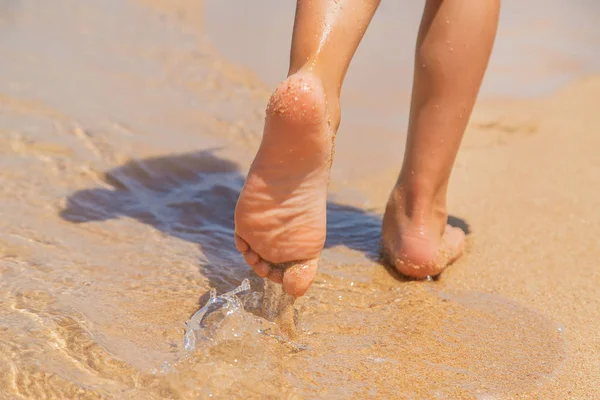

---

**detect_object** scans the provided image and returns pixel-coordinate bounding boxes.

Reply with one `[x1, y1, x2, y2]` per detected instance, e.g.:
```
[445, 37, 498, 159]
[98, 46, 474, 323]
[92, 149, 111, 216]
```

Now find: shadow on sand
[60, 149, 469, 294]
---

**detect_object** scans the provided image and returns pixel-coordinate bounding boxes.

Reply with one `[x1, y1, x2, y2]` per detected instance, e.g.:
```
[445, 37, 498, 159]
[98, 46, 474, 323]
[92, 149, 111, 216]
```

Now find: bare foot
[234, 72, 336, 297]
[381, 185, 465, 279]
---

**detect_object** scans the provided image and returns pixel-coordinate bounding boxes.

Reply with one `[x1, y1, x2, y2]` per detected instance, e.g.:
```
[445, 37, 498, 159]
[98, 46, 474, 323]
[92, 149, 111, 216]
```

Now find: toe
[252, 260, 271, 278]
[268, 268, 284, 284]
[243, 249, 260, 266]
[234, 234, 249, 253]
[282, 258, 319, 297]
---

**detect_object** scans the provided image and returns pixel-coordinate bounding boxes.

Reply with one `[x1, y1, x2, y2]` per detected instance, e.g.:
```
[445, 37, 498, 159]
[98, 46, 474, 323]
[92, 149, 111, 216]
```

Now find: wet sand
[1, 0, 600, 398]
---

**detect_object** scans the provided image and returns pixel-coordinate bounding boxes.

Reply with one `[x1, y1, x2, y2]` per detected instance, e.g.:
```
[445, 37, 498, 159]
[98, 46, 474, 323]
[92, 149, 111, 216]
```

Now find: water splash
[184, 278, 251, 352]
[183, 278, 308, 355]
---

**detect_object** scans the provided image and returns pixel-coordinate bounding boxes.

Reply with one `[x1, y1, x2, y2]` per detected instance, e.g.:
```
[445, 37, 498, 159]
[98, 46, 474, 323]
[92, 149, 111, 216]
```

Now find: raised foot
[234, 72, 334, 296]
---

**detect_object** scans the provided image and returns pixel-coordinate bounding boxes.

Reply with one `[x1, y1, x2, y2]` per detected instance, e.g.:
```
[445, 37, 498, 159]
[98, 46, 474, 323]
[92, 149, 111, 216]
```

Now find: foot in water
[381, 184, 466, 279]
[234, 72, 336, 297]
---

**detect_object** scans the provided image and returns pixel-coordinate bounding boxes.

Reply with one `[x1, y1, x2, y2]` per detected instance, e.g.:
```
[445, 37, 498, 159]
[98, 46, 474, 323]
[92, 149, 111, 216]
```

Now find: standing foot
[381, 184, 465, 279]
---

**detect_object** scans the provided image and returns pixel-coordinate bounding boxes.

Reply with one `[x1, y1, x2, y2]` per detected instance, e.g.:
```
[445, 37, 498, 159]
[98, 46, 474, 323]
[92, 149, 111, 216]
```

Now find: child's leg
[235, 0, 380, 296]
[383, 0, 500, 278]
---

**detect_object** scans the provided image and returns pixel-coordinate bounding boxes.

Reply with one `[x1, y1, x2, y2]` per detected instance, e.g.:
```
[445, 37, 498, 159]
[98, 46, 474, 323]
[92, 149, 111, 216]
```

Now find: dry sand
[1, 0, 599, 398]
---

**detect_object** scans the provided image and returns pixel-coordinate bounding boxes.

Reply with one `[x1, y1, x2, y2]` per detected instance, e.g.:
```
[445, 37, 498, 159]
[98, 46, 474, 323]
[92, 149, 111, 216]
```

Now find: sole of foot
[234, 71, 335, 297]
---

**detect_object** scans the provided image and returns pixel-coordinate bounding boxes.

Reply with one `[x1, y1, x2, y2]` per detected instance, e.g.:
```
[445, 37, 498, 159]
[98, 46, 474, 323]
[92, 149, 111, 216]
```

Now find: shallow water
[0, 0, 594, 398]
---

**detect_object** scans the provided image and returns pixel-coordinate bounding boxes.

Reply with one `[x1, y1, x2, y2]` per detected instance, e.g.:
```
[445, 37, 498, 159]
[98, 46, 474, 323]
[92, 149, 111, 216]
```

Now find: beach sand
[1, 0, 599, 398]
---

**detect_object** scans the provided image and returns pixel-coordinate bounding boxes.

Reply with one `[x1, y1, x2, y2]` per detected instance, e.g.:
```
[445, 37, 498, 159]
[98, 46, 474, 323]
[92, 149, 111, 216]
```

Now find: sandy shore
[432, 76, 600, 398]
[1, 0, 599, 398]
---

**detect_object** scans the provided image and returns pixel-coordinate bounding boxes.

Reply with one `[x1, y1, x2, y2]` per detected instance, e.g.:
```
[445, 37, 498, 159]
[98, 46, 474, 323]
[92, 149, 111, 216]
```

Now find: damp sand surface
[1, 0, 599, 398]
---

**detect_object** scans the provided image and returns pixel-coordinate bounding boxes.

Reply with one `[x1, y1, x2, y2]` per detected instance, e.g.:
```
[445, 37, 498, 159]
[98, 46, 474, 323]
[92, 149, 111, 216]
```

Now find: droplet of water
[160, 361, 172, 374]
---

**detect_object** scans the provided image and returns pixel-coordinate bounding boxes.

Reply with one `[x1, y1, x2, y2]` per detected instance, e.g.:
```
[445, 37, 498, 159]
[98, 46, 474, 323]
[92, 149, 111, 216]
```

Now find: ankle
[391, 176, 448, 231]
